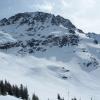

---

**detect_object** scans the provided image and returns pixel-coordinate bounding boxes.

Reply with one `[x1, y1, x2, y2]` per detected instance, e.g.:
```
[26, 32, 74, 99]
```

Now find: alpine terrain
[0, 12, 100, 100]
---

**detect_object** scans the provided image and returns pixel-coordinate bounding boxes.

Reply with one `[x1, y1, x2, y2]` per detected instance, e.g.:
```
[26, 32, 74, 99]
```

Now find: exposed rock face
[0, 12, 76, 29]
[0, 12, 79, 53]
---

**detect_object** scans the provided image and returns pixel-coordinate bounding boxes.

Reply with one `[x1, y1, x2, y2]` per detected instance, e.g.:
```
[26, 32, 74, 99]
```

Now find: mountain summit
[0, 12, 76, 29]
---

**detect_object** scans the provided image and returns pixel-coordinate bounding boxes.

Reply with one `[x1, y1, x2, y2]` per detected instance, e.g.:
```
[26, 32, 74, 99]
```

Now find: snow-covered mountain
[0, 12, 100, 100]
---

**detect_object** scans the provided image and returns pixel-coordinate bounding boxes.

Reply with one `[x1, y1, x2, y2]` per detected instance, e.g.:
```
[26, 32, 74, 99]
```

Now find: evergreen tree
[57, 94, 64, 100]
[20, 84, 24, 99]
[72, 97, 77, 100]
[32, 93, 39, 100]
[0, 80, 6, 95]
[57, 94, 61, 100]
[23, 87, 29, 100]
[14, 85, 20, 98]
[7, 82, 13, 95]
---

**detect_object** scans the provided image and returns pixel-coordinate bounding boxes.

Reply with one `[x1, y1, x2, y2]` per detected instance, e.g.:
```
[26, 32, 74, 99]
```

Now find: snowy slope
[0, 31, 16, 44]
[0, 12, 100, 100]
[0, 52, 100, 100]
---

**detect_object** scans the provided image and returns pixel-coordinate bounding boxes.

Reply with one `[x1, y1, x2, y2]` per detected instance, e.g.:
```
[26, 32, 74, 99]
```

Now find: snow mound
[0, 95, 21, 100]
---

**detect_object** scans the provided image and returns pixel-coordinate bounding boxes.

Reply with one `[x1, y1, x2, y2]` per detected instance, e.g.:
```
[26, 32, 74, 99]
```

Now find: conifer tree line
[0, 80, 93, 100]
[57, 93, 77, 100]
[0, 80, 40, 100]
[0, 80, 28, 100]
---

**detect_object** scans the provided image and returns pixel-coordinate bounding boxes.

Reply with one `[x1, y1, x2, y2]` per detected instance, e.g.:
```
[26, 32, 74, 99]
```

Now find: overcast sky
[0, 0, 100, 33]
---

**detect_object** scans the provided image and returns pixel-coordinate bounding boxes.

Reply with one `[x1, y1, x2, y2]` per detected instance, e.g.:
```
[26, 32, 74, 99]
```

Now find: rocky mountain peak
[0, 12, 76, 30]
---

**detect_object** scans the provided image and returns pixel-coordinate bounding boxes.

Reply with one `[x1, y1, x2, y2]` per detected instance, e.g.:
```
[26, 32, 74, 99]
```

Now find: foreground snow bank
[0, 95, 21, 100]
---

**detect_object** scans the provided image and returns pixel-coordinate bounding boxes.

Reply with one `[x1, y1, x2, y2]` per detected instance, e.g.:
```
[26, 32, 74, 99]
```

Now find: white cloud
[60, 0, 70, 7]
[34, 3, 53, 12]
[0, 0, 100, 33]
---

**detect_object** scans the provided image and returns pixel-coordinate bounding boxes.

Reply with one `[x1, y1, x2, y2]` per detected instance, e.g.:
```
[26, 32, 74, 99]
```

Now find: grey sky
[0, 0, 100, 33]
